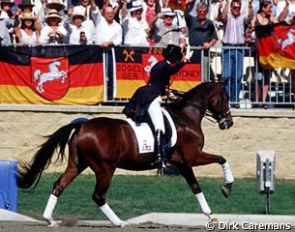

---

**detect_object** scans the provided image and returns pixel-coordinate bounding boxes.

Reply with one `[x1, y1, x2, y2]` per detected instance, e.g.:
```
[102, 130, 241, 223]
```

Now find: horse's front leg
[176, 164, 217, 223]
[193, 152, 234, 198]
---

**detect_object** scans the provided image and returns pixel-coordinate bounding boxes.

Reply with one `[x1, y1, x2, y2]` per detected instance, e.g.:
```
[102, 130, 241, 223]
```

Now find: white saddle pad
[126, 108, 177, 154]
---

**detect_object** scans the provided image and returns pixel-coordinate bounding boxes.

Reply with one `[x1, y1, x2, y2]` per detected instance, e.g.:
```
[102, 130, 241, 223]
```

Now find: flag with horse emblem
[31, 57, 69, 100]
[0, 46, 104, 105]
[256, 23, 295, 69]
[115, 46, 201, 99]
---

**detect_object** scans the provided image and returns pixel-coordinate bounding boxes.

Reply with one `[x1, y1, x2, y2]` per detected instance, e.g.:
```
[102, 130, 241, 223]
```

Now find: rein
[186, 97, 231, 124]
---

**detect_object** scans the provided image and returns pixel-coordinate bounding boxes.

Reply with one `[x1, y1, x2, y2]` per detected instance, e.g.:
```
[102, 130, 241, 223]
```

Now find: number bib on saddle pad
[125, 108, 177, 154]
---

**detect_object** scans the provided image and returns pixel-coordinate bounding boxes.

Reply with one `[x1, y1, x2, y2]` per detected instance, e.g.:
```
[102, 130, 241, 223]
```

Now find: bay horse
[17, 81, 234, 227]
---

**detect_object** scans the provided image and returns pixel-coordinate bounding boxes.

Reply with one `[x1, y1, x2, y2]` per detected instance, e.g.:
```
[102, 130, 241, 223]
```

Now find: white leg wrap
[43, 194, 58, 220]
[100, 203, 123, 226]
[222, 162, 234, 183]
[196, 192, 212, 216]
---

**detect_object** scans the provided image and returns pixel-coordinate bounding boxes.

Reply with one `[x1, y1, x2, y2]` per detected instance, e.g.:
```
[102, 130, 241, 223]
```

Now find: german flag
[168, 0, 186, 11]
[0, 45, 104, 105]
[115, 46, 201, 99]
[256, 23, 295, 69]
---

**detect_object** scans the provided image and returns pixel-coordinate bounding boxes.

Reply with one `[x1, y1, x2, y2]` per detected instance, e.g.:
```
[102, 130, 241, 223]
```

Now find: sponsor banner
[0, 46, 104, 105]
[115, 46, 201, 99]
[256, 23, 295, 69]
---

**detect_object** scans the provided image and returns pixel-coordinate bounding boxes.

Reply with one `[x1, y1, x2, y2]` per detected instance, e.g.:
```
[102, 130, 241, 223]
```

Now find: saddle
[126, 108, 177, 154]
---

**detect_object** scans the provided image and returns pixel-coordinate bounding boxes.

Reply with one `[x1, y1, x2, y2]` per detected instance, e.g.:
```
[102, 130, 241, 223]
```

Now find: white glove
[185, 45, 194, 60]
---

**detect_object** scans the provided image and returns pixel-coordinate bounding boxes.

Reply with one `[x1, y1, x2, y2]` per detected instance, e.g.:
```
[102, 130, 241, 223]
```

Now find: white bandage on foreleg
[100, 203, 122, 226]
[222, 162, 234, 183]
[196, 192, 211, 216]
[43, 194, 58, 220]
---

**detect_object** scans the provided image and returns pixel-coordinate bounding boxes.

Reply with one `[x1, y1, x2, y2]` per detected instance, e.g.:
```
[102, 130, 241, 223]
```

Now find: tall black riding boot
[152, 130, 166, 168]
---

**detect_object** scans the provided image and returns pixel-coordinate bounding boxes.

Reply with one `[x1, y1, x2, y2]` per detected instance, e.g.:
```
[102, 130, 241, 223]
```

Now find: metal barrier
[108, 45, 294, 108]
[208, 46, 294, 109]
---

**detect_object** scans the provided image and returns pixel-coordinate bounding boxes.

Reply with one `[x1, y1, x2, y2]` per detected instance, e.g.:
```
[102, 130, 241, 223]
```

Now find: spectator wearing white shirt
[72, 0, 96, 42]
[91, 0, 122, 47]
[15, 12, 39, 45]
[39, 9, 68, 44]
[120, 0, 150, 46]
[90, 0, 122, 100]
[67, 7, 92, 44]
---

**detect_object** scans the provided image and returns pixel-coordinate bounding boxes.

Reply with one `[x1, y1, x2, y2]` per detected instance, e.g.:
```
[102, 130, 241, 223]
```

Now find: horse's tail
[17, 122, 82, 189]
[34, 70, 41, 82]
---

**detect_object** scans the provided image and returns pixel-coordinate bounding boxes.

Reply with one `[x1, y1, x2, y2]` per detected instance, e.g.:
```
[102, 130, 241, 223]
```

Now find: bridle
[206, 89, 231, 124]
[186, 89, 231, 124]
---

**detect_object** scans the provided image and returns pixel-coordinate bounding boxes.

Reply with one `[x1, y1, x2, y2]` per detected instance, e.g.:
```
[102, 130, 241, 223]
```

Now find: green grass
[18, 173, 295, 220]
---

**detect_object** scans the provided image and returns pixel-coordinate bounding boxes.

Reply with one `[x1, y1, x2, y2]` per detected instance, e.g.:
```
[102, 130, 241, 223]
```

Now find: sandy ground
[1, 110, 295, 179]
[0, 222, 204, 232]
[0, 221, 294, 232]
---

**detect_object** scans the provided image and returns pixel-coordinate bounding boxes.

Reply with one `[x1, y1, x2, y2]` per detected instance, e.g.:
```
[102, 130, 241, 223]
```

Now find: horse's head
[206, 81, 233, 129]
[52, 60, 61, 66]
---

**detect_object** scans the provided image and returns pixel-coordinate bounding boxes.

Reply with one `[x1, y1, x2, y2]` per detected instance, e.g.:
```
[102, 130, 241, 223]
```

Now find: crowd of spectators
[2, 0, 293, 47]
[0, 0, 294, 107]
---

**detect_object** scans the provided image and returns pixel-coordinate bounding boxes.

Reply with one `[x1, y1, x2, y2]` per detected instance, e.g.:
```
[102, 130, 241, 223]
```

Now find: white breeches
[148, 96, 165, 133]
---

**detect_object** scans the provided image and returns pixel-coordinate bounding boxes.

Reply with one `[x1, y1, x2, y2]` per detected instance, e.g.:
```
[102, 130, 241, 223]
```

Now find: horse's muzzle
[218, 118, 233, 129]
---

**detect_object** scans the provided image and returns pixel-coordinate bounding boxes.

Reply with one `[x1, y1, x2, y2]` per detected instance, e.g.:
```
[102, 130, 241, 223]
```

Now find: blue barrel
[0, 160, 18, 212]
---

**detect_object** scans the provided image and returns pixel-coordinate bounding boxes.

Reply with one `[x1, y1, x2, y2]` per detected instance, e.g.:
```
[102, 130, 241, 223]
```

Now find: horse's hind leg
[194, 152, 234, 198]
[91, 164, 127, 227]
[43, 136, 87, 226]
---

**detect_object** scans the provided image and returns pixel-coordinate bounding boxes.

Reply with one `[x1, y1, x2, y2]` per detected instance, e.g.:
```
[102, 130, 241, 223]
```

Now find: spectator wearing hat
[18, 0, 42, 36]
[15, 11, 39, 45]
[160, 0, 187, 35]
[0, 0, 15, 19]
[120, 0, 150, 46]
[122, 44, 193, 168]
[70, 0, 96, 42]
[46, 0, 66, 12]
[18, 0, 34, 13]
[66, 7, 92, 44]
[149, 7, 186, 47]
[39, 9, 68, 44]
[45, 0, 66, 27]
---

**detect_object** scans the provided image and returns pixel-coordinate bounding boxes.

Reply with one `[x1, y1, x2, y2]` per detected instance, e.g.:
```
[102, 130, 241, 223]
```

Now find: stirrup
[151, 157, 163, 168]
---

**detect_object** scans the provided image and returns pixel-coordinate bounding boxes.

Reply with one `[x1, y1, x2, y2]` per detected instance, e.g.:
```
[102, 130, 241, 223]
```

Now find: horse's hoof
[46, 219, 59, 227]
[119, 221, 129, 228]
[221, 183, 232, 198]
[209, 216, 218, 224]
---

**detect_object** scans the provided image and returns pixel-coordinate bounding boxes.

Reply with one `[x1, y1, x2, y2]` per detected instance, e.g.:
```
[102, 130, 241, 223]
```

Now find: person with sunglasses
[15, 12, 39, 45]
[149, 7, 186, 47]
[217, 0, 253, 108]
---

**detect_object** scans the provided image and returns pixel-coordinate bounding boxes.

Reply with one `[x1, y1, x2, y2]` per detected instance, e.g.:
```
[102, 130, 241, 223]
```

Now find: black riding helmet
[162, 44, 182, 63]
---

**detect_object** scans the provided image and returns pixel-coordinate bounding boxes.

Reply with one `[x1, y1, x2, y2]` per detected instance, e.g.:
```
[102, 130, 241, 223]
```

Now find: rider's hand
[185, 45, 194, 61]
